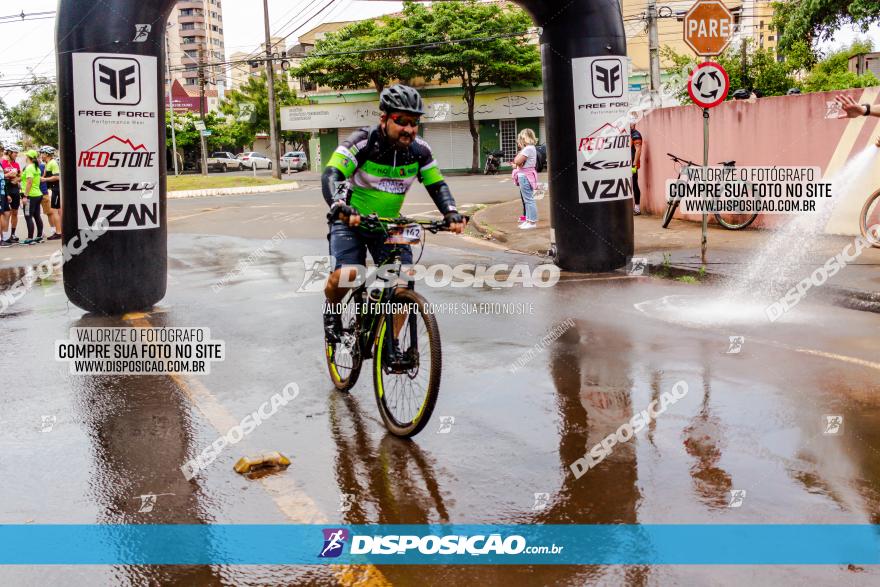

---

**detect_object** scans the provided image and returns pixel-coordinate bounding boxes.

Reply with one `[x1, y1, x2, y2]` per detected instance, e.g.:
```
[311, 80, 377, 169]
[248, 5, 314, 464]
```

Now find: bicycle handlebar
[667, 152, 699, 167]
[360, 214, 469, 234]
[667, 153, 737, 167]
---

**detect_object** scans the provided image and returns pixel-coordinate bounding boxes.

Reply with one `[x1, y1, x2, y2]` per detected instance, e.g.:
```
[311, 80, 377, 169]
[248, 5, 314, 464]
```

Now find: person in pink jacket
[512, 128, 539, 230]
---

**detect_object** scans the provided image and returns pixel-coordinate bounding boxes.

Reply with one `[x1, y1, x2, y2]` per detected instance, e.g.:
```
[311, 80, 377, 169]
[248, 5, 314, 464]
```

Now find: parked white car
[207, 152, 243, 172]
[280, 151, 309, 172]
[237, 152, 272, 170]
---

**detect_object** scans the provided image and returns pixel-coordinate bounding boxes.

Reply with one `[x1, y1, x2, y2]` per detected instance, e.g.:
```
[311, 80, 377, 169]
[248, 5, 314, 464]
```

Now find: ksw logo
[93, 57, 141, 105]
[580, 159, 631, 171]
[81, 203, 158, 228]
[80, 180, 156, 192]
[581, 178, 632, 201]
[591, 58, 623, 99]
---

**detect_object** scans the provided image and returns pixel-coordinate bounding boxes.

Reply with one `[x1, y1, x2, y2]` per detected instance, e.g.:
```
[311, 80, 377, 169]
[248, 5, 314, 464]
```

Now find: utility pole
[198, 43, 208, 177]
[165, 32, 179, 176]
[647, 0, 661, 108]
[263, 0, 281, 179]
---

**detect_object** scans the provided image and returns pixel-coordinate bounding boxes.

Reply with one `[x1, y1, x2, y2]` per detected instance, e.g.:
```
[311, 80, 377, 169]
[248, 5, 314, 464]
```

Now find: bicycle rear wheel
[859, 188, 880, 248]
[326, 289, 363, 392]
[372, 288, 441, 438]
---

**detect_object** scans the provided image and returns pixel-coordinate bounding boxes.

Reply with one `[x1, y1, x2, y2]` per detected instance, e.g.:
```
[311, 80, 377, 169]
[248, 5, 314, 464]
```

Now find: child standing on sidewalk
[513, 128, 539, 230]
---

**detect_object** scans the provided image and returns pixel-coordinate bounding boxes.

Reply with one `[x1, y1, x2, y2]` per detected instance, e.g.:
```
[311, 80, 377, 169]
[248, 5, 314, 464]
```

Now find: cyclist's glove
[328, 200, 358, 222]
[444, 211, 464, 226]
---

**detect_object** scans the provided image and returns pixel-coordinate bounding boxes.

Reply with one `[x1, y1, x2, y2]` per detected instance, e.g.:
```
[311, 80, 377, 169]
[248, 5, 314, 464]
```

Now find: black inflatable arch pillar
[58, 0, 178, 314]
[515, 0, 633, 271]
[56, 0, 632, 314]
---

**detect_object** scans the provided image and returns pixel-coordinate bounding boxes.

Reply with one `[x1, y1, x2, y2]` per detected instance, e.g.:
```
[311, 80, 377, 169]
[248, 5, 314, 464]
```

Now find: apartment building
[166, 0, 227, 95]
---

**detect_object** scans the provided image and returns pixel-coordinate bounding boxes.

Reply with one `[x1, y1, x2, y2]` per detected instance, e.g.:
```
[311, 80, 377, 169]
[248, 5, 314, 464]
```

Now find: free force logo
[93, 57, 141, 105]
[319, 528, 349, 558]
[590, 59, 623, 99]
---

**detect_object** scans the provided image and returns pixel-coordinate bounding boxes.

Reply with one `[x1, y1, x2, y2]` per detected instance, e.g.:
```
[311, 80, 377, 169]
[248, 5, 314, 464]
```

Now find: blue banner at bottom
[1, 524, 879, 565]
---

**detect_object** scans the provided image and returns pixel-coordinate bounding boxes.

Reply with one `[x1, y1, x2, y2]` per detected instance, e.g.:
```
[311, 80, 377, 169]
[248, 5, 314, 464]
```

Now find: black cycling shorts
[49, 188, 60, 209]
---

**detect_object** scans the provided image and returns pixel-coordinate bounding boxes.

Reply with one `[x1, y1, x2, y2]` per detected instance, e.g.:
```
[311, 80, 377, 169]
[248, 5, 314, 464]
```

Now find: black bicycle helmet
[379, 84, 425, 115]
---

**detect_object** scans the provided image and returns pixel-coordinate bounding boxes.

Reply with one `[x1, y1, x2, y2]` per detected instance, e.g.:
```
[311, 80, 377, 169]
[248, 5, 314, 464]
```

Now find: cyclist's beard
[392, 131, 414, 149]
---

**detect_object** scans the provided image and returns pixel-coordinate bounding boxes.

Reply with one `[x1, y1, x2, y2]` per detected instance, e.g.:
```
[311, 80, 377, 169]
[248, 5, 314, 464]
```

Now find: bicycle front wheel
[372, 288, 441, 438]
[662, 199, 680, 228]
[859, 188, 880, 248]
[326, 289, 363, 392]
[715, 211, 758, 230]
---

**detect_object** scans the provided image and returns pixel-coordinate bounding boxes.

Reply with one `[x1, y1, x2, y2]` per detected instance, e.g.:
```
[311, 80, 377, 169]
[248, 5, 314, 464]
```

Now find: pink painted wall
[636, 88, 880, 229]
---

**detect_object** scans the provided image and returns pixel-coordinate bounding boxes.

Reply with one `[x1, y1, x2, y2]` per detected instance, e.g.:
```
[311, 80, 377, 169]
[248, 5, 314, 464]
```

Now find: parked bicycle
[662, 152, 758, 230]
[325, 214, 459, 437]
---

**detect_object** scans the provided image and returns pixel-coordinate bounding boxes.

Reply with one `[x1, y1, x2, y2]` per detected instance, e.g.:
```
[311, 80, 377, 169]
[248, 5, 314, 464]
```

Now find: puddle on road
[633, 294, 805, 328]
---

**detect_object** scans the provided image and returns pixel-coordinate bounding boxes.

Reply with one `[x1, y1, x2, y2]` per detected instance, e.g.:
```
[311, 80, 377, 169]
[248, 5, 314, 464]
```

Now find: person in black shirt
[631, 123, 643, 216]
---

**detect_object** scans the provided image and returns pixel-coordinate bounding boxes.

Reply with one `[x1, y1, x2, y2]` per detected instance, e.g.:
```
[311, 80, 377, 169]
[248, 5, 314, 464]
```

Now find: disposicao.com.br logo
[318, 528, 563, 558]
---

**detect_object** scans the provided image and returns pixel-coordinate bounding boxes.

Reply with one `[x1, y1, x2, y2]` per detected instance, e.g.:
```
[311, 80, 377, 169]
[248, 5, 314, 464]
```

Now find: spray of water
[634, 145, 880, 327]
[726, 144, 880, 302]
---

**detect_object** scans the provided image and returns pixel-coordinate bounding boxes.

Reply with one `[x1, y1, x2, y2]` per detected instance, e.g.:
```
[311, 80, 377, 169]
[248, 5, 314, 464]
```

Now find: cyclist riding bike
[321, 84, 466, 342]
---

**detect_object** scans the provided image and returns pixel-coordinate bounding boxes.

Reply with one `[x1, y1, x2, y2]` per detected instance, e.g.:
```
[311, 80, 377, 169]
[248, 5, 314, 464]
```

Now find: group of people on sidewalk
[0, 144, 62, 247]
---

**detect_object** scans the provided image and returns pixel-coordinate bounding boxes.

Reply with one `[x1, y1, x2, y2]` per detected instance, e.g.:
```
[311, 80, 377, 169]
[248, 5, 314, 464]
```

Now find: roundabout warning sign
[687, 62, 730, 109]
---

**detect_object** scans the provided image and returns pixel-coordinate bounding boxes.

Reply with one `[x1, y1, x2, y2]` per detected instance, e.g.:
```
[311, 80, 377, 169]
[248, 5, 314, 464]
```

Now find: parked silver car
[280, 151, 309, 172]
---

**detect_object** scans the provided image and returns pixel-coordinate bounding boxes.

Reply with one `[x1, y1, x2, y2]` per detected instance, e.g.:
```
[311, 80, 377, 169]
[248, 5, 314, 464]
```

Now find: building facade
[166, 0, 227, 92]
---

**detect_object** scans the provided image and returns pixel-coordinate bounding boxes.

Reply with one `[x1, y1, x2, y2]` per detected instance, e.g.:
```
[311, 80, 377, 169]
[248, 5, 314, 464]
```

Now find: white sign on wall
[281, 91, 546, 131]
[571, 56, 632, 204]
[73, 53, 160, 231]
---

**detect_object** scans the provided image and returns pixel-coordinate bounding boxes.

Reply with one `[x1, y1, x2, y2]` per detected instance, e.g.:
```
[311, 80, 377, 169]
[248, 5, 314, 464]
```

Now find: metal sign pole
[701, 107, 709, 265]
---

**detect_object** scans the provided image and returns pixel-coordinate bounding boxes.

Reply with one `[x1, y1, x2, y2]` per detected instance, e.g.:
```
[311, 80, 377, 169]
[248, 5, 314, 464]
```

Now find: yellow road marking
[126, 316, 391, 586]
[773, 341, 880, 372]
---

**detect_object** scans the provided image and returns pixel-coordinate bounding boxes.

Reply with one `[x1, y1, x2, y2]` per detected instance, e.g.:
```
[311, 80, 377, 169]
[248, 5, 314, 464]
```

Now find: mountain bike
[324, 215, 452, 438]
[859, 187, 880, 248]
[662, 153, 758, 230]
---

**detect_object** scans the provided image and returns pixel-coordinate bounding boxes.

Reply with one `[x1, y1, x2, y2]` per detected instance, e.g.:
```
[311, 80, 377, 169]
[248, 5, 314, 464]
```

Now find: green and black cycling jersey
[321, 125, 458, 221]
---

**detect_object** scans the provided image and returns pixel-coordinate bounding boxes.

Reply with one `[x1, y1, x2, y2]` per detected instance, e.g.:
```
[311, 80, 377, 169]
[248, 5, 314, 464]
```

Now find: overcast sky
[0, 1, 875, 116]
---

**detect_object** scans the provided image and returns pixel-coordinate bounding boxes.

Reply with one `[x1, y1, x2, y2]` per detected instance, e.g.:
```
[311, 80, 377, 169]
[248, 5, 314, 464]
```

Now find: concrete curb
[168, 182, 299, 199]
[470, 205, 510, 243]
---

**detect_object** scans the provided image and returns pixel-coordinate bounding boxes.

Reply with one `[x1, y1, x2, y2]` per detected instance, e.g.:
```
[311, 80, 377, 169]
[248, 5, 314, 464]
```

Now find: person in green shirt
[40, 146, 61, 239]
[21, 150, 44, 244]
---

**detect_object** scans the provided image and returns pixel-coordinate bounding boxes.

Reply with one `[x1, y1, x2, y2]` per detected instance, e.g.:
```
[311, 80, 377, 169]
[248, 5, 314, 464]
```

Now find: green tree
[292, 17, 418, 94]
[219, 73, 310, 152]
[801, 40, 879, 92]
[1, 79, 58, 146]
[410, 0, 542, 171]
[165, 110, 252, 169]
[772, 0, 880, 53]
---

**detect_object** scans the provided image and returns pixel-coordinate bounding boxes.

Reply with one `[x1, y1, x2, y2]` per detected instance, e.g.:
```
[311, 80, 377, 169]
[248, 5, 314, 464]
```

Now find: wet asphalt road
[1, 188, 880, 585]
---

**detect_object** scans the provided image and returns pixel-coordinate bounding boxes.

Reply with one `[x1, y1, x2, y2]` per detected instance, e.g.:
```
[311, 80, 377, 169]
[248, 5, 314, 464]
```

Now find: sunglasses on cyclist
[389, 113, 421, 128]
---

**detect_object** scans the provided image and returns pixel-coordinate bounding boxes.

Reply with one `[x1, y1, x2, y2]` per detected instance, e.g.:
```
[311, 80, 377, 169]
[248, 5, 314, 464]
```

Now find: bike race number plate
[385, 223, 423, 245]
[572, 56, 632, 204]
[73, 53, 160, 231]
